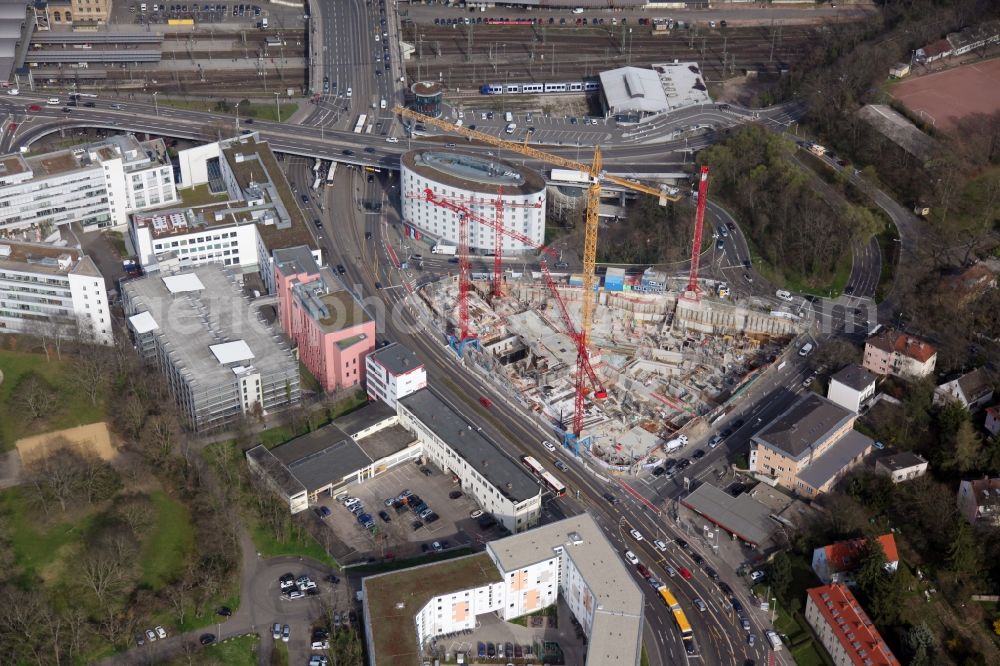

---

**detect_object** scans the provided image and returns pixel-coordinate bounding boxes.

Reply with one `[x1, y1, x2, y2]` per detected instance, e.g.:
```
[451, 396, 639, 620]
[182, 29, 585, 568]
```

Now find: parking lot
[314, 459, 502, 563]
[429, 596, 588, 665]
[116, 2, 273, 26]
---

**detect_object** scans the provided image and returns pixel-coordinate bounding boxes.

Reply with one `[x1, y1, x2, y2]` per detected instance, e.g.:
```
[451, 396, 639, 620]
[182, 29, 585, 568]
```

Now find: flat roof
[128, 311, 159, 335]
[401, 149, 546, 196]
[209, 340, 255, 365]
[369, 342, 423, 377]
[0, 240, 90, 277]
[681, 482, 777, 546]
[831, 364, 877, 392]
[797, 430, 873, 491]
[488, 514, 644, 666]
[246, 445, 306, 499]
[162, 272, 205, 293]
[122, 265, 297, 391]
[274, 244, 321, 277]
[754, 393, 854, 461]
[334, 401, 397, 437]
[399, 389, 541, 504]
[289, 438, 373, 493]
[356, 423, 418, 462]
[876, 451, 927, 472]
[363, 553, 503, 665]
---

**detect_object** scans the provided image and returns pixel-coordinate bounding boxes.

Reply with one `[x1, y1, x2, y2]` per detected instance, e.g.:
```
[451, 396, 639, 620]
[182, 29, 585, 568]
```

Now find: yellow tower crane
[394, 107, 681, 349]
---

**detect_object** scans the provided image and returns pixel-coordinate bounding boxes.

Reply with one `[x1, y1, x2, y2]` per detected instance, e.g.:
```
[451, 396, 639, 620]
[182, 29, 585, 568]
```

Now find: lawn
[177, 183, 231, 207]
[156, 97, 299, 123]
[168, 634, 259, 666]
[140, 490, 196, 590]
[0, 487, 98, 580]
[0, 349, 107, 451]
[250, 519, 339, 568]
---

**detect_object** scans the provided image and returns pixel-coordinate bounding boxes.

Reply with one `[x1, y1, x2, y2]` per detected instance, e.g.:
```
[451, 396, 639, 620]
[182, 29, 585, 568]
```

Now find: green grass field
[140, 491, 196, 590]
[0, 349, 107, 451]
[1, 487, 98, 580]
[155, 97, 299, 123]
[168, 634, 259, 666]
[250, 520, 339, 568]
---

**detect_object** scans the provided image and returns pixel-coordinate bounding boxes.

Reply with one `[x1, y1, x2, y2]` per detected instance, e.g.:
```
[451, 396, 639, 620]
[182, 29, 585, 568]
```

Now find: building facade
[130, 208, 262, 271]
[805, 584, 900, 666]
[862, 330, 937, 379]
[957, 476, 1000, 526]
[874, 451, 929, 484]
[397, 389, 542, 534]
[274, 246, 375, 392]
[362, 514, 644, 666]
[400, 150, 546, 254]
[122, 265, 300, 431]
[0, 241, 112, 344]
[366, 342, 427, 408]
[827, 365, 877, 414]
[749, 394, 873, 497]
[986, 405, 1000, 437]
[0, 136, 175, 236]
[934, 368, 994, 411]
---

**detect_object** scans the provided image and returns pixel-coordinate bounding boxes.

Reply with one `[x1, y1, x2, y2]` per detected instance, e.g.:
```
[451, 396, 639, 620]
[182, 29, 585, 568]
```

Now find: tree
[116, 493, 155, 536]
[26, 442, 86, 512]
[72, 343, 112, 406]
[947, 519, 981, 578]
[81, 537, 132, 605]
[14, 373, 58, 421]
[904, 621, 938, 666]
[951, 419, 983, 473]
[767, 551, 793, 602]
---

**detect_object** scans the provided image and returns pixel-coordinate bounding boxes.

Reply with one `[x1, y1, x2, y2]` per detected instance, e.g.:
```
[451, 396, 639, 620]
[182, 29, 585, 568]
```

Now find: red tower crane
[413, 189, 543, 299]
[540, 260, 608, 439]
[684, 166, 711, 300]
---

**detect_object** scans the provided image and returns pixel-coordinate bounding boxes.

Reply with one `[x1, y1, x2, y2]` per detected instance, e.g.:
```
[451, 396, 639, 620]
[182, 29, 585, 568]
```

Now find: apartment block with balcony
[0, 240, 112, 344]
[275, 246, 375, 392]
[0, 135, 175, 235]
[122, 265, 300, 431]
[862, 329, 937, 380]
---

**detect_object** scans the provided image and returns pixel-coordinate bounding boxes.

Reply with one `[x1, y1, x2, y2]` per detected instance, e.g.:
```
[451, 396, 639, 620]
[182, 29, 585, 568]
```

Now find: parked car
[200, 634, 216, 645]
[145, 629, 157, 642]
[750, 570, 766, 582]
[449, 490, 463, 499]
[470, 509, 483, 519]
[155, 626, 167, 639]
[281, 624, 290, 642]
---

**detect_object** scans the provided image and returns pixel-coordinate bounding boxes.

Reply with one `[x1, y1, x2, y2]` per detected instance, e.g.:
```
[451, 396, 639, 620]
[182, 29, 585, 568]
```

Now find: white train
[479, 80, 600, 95]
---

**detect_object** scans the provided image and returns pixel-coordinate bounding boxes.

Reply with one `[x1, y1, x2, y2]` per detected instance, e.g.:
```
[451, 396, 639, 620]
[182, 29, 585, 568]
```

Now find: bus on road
[326, 161, 337, 186]
[353, 114, 367, 134]
[521, 456, 566, 496]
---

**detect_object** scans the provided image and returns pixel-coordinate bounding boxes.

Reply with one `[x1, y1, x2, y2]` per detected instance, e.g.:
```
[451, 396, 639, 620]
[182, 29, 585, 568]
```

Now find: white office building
[400, 149, 546, 254]
[397, 388, 542, 534]
[0, 240, 112, 344]
[362, 514, 644, 666]
[0, 135, 176, 235]
[122, 265, 301, 431]
[827, 364, 877, 414]
[366, 342, 427, 408]
[171, 133, 319, 292]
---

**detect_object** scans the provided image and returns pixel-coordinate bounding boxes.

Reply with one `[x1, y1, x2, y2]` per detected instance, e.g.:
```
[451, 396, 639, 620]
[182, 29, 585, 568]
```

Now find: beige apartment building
[862, 329, 937, 379]
[749, 394, 873, 497]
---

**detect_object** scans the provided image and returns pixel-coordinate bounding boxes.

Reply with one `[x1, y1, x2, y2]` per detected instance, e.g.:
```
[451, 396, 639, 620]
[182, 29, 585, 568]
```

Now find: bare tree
[72, 342, 113, 406]
[81, 531, 135, 604]
[116, 493, 155, 536]
[120, 393, 148, 442]
[26, 442, 86, 512]
[14, 374, 58, 421]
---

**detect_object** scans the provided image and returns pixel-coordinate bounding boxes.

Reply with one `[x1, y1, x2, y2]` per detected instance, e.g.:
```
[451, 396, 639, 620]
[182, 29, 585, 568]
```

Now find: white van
[504, 111, 513, 123]
[505, 123, 516, 134]
[798, 342, 814, 357]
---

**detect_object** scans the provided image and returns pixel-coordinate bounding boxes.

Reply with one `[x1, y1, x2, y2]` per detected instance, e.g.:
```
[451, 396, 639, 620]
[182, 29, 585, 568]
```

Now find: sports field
[891, 58, 1000, 130]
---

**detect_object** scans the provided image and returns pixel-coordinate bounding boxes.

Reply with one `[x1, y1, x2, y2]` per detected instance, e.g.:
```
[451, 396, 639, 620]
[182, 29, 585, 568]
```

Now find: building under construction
[418, 269, 805, 469]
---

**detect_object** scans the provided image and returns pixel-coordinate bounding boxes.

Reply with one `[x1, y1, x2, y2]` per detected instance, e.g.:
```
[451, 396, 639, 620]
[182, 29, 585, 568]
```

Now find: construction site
[396, 105, 808, 471]
[418, 266, 803, 470]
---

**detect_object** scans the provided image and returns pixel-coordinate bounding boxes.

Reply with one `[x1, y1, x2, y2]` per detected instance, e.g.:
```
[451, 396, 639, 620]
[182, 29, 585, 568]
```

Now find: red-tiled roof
[807, 584, 900, 666]
[823, 534, 898, 573]
[923, 39, 953, 57]
[867, 330, 936, 363]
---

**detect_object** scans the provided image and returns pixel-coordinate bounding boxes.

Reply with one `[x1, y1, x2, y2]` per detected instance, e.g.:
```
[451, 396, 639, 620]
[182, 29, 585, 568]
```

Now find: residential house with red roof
[862, 329, 937, 380]
[811, 534, 899, 585]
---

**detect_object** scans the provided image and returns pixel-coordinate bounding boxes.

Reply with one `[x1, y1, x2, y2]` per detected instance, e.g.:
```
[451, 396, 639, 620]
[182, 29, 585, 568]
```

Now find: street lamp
[234, 101, 241, 133]
[152, 91, 159, 117]
[273, 92, 281, 123]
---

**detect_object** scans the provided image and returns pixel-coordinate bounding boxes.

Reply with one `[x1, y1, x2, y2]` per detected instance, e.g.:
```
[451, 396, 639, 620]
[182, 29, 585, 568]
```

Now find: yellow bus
[657, 586, 694, 640]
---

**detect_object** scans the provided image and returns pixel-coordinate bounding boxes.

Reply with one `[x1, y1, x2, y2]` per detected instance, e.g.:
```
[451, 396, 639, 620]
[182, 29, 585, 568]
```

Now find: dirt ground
[890, 58, 1000, 130]
[16, 421, 117, 466]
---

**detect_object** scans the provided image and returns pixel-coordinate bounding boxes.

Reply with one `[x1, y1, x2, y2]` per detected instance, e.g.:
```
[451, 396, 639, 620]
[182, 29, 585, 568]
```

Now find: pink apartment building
[862, 329, 937, 379]
[274, 246, 375, 392]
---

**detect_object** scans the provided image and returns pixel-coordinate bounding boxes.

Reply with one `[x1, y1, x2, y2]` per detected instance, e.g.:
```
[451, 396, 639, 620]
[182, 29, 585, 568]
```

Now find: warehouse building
[361, 513, 644, 666]
[122, 265, 300, 431]
[599, 62, 711, 121]
[246, 401, 420, 513]
[397, 388, 542, 534]
[400, 149, 546, 254]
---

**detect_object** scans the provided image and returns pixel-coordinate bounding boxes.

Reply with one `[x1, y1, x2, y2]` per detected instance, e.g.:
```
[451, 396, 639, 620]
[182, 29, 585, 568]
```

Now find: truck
[432, 244, 457, 256]
[665, 435, 688, 453]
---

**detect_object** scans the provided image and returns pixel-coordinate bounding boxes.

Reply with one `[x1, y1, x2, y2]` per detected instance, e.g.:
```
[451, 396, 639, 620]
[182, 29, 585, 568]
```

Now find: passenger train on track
[479, 80, 600, 95]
